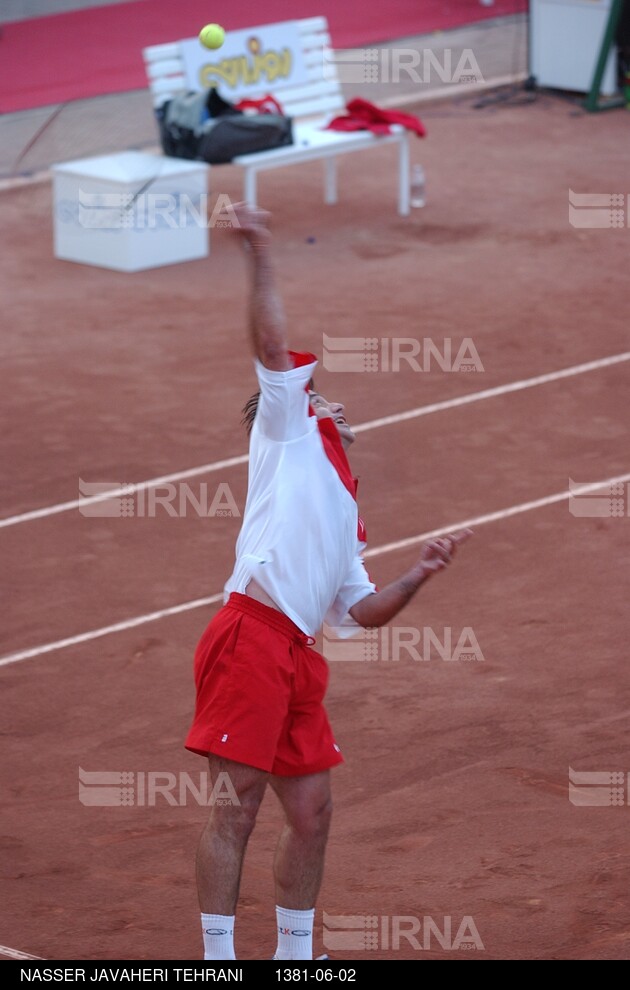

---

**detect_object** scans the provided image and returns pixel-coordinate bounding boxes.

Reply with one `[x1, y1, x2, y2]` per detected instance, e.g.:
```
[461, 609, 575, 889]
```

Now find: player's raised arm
[349, 529, 473, 628]
[231, 202, 291, 372]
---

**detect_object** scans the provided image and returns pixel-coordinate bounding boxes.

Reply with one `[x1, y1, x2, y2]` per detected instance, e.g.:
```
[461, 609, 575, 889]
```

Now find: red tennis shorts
[185, 592, 344, 776]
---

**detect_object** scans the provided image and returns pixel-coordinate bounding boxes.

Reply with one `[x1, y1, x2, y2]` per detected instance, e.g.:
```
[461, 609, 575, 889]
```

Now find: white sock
[201, 913, 236, 960]
[275, 906, 315, 960]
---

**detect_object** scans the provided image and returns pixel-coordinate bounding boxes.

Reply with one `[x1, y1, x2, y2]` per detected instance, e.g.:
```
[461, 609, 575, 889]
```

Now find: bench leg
[324, 157, 337, 205]
[244, 169, 257, 207]
[398, 132, 410, 217]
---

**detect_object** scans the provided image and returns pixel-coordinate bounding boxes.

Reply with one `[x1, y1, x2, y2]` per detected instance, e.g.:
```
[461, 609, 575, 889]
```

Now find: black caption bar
[8, 960, 433, 983]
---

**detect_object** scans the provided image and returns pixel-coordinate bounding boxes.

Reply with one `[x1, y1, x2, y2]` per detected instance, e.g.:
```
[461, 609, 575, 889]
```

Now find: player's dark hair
[241, 377, 315, 436]
[241, 391, 260, 436]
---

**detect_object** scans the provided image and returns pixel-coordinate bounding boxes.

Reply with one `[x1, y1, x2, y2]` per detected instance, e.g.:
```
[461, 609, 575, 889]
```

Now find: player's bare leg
[196, 754, 269, 958]
[269, 770, 333, 959]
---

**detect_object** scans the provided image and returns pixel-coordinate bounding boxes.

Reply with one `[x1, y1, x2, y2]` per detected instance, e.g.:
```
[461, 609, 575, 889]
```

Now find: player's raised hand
[417, 528, 473, 576]
[230, 201, 272, 251]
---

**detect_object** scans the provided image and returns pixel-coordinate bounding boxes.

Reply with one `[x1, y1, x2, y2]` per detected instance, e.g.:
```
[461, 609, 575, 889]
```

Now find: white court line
[0, 594, 224, 668]
[2, 350, 629, 531]
[353, 350, 630, 434]
[0, 944, 43, 960]
[1, 474, 628, 669]
[0, 454, 249, 530]
[365, 473, 630, 555]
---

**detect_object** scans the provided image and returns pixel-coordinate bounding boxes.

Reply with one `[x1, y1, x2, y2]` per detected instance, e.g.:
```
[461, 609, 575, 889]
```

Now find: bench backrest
[142, 16, 343, 122]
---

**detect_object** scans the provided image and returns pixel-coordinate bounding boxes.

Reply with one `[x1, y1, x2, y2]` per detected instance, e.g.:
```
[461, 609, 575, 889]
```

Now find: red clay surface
[2, 90, 630, 961]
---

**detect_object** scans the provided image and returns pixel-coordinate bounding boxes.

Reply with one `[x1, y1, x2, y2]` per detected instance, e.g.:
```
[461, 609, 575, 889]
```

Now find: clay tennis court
[2, 67, 630, 962]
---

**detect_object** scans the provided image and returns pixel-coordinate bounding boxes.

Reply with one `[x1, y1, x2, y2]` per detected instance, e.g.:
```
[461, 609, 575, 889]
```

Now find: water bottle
[410, 164, 426, 208]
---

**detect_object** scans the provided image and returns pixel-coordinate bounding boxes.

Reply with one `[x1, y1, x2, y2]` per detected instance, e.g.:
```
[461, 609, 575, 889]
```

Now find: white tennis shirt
[224, 351, 376, 638]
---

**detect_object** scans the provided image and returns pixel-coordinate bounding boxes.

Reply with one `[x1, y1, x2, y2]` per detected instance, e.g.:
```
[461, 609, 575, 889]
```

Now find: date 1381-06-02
[275, 970, 356, 982]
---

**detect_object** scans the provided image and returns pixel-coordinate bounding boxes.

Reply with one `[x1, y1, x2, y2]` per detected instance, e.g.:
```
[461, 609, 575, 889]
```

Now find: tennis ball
[199, 23, 225, 50]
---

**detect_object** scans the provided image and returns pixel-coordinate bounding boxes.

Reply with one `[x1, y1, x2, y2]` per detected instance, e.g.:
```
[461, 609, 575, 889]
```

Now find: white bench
[142, 16, 412, 216]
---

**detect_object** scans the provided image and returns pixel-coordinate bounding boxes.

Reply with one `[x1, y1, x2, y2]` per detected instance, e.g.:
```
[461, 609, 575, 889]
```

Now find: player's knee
[290, 793, 333, 840]
[316, 794, 334, 836]
[209, 787, 263, 840]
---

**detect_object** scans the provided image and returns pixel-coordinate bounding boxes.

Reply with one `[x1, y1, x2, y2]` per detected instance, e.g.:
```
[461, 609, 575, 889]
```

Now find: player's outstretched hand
[417, 528, 473, 577]
[230, 201, 272, 251]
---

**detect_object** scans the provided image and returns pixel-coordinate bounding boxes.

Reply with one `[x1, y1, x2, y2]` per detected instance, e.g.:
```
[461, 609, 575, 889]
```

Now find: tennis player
[185, 203, 472, 961]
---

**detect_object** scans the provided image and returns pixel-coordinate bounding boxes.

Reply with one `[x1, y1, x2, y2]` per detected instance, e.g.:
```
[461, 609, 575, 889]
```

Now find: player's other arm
[349, 529, 473, 628]
[232, 203, 291, 372]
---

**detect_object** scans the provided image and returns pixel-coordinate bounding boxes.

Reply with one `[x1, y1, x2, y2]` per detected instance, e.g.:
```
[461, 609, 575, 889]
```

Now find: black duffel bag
[156, 87, 293, 164]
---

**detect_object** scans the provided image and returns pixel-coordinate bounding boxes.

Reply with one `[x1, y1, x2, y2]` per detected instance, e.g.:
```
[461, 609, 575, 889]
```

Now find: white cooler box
[530, 0, 619, 97]
[52, 151, 209, 272]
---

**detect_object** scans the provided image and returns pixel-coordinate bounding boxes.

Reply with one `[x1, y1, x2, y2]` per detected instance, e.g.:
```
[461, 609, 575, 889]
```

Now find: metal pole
[584, 0, 625, 111]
